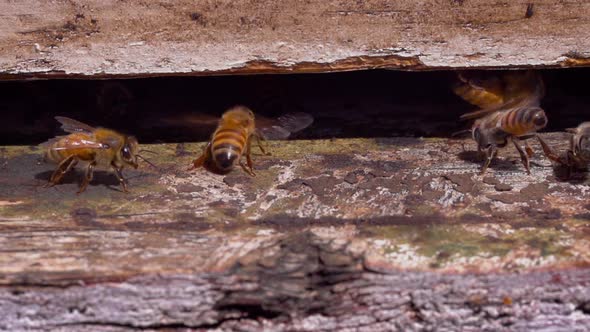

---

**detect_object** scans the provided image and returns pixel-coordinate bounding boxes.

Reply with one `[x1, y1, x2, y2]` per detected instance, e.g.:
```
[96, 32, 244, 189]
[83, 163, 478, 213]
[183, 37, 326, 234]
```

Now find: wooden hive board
[1, 135, 590, 330]
[1, 0, 590, 78]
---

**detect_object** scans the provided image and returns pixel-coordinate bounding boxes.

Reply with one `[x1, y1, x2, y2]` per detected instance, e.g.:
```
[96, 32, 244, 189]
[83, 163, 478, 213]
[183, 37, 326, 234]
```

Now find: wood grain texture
[1, 233, 590, 331]
[1, 135, 590, 330]
[1, 0, 590, 78]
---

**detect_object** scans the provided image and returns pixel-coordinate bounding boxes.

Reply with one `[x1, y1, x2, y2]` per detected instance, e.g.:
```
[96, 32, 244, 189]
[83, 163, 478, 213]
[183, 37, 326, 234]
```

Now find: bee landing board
[1, 0, 590, 78]
[1, 135, 590, 330]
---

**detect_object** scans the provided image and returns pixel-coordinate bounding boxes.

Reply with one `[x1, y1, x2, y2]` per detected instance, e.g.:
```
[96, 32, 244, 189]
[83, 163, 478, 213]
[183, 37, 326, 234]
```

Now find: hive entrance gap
[0, 68, 589, 146]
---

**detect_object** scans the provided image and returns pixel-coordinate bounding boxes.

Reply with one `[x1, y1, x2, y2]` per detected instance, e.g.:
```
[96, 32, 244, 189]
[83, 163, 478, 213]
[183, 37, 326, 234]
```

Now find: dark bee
[537, 122, 590, 178]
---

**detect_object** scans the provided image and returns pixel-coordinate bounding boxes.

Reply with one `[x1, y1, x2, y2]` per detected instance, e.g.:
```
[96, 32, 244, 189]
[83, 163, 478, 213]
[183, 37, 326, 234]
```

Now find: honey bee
[453, 71, 547, 174]
[42, 116, 151, 193]
[189, 105, 313, 176]
[537, 122, 590, 178]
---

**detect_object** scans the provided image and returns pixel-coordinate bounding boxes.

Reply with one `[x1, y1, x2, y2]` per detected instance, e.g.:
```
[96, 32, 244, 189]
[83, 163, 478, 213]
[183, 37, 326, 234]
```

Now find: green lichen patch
[365, 221, 580, 271]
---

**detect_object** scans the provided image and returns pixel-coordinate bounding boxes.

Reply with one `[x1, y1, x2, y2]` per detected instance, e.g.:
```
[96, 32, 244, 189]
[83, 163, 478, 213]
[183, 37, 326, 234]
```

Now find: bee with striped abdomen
[537, 122, 590, 178]
[189, 105, 313, 176]
[42, 116, 152, 193]
[470, 106, 547, 174]
[453, 70, 547, 174]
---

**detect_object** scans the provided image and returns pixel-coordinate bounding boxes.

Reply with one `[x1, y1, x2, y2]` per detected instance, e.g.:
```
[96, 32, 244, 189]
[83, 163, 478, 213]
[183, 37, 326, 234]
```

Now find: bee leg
[47, 156, 78, 187]
[564, 150, 576, 179]
[188, 143, 210, 171]
[480, 147, 495, 175]
[189, 154, 206, 171]
[516, 135, 536, 158]
[254, 133, 271, 156]
[78, 161, 96, 194]
[111, 163, 129, 193]
[242, 138, 256, 177]
[240, 162, 256, 177]
[476, 146, 486, 161]
[569, 133, 577, 154]
[537, 135, 566, 164]
[524, 141, 534, 158]
[512, 139, 531, 174]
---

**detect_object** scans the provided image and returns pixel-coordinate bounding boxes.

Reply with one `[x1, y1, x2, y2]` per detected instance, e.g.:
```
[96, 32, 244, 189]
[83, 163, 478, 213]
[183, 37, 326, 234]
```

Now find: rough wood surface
[2, 234, 590, 331]
[1, 0, 590, 78]
[1, 135, 590, 330]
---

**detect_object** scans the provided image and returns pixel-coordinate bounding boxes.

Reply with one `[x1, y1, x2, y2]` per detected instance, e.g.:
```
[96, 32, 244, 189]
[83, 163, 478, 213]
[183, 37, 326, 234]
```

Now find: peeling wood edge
[1, 54, 590, 81]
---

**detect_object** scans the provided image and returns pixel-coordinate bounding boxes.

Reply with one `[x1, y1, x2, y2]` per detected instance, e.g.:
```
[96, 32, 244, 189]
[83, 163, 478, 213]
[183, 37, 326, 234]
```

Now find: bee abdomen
[501, 108, 546, 136]
[45, 141, 67, 163]
[212, 143, 241, 170]
[212, 129, 246, 170]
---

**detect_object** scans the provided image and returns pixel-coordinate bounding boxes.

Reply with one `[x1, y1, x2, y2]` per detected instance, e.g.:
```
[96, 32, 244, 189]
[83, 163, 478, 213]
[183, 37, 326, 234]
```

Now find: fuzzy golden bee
[42, 116, 150, 193]
[537, 122, 590, 178]
[453, 71, 547, 174]
[189, 105, 313, 176]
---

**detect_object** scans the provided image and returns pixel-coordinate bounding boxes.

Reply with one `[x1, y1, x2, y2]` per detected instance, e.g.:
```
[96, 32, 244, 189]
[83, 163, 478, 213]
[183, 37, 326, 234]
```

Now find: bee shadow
[35, 170, 122, 189]
[457, 150, 521, 172]
[183, 159, 233, 176]
[202, 162, 232, 176]
[551, 164, 589, 183]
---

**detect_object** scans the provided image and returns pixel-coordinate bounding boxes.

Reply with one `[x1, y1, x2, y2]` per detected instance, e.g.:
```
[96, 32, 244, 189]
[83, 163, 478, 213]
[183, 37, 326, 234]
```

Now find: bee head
[573, 134, 590, 159]
[567, 123, 589, 157]
[473, 127, 493, 150]
[121, 136, 139, 169]
[473, 126, 508, 151]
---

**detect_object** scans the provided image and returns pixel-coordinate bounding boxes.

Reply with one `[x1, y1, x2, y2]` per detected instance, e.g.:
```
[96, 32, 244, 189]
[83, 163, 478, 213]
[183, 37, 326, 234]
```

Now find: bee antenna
[139, 149, 158, 155]
[136, 154, 159, 171]
[451, 129, 472, 138]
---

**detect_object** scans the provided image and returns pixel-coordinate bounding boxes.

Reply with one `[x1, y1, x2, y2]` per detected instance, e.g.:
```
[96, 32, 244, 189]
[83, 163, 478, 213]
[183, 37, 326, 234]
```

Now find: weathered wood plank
[1, 135, 590, 330]
[1, 134, 590, 280]
[1, 233, 590, 331]
[1, 0, 590, 78]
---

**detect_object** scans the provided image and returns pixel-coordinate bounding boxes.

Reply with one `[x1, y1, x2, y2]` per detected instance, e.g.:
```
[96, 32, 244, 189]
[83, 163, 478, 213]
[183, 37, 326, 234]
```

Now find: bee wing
[53, 139, 108, 150]
[41, 136, 108, 150]
[256, 112, 314, 140]
[143, 113, 219, 128]
[453, 72, 505, 109]
[459, 101, 515, 120]
[277, 112, 314, 133]
[55, 116, 96, 134]
[39, 136, 66, 149]
[503, 70, 545, 107]
[459, 71, 545, 120]
[256, 125, 292, 140]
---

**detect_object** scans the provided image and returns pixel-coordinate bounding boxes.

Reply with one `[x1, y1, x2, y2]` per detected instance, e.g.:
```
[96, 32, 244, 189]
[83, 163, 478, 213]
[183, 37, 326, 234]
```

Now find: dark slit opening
[0, 68, 589, 145]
